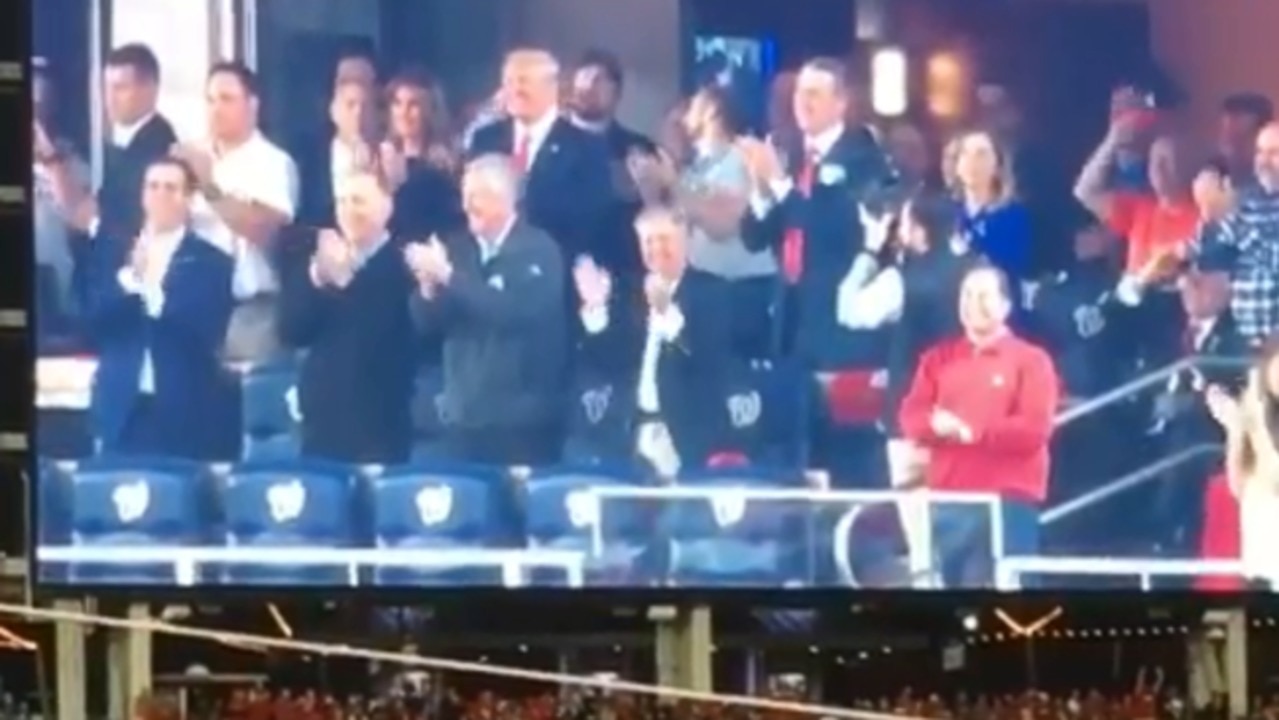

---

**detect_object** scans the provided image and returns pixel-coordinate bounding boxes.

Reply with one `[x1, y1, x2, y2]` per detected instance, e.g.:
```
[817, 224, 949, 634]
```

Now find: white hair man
[406, 153, 569, 465]
[574, 204, 737, 478]
[467, 48, 614, 272]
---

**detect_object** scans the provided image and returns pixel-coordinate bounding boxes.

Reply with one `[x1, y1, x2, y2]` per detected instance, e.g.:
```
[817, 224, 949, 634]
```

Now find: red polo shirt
[898, 333, 1059, 503]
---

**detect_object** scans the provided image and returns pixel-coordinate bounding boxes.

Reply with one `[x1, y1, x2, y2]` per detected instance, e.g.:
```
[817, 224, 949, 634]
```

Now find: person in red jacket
[898, 262, 1060, 587]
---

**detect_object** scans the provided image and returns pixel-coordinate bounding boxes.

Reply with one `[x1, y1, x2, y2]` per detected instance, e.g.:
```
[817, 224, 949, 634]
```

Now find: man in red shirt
[898, 263, 1060, 587]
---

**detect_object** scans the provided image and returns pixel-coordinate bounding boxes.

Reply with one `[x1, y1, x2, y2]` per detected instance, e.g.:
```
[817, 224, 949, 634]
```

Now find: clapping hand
[859, 204, 895, 254]
[404, 235, 452, 287]
[735, 136, 785, 186]
[129, 236, 151, 283]
[1205, 384, 1243, 433]
[930, 407, 974, 443]
[313, 229, 355, 288]
[644, 272, 674, 313]
[33, 121, 56, 164]
[379, 141, 409, 189]
[170, 142, 215, 188]
[573, 256, 612, 309]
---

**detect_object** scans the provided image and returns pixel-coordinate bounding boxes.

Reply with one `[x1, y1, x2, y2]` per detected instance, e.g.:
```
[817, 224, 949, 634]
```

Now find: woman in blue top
[945, 129, 1033, 288]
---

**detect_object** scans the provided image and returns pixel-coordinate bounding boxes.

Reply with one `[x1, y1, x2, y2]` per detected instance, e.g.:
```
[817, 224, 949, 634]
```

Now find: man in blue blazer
[85, 157, 235, 459]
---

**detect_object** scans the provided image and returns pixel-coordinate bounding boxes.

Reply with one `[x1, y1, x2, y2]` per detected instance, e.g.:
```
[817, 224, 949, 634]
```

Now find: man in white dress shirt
[84, 158, 235, 458]
[575, 206, 735, 475]
[172, 60, 299, 362]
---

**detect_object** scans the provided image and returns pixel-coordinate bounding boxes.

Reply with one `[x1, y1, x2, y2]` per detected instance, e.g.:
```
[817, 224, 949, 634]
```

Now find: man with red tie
[467, 48, 613, 275]
[739, 57, 896, 365]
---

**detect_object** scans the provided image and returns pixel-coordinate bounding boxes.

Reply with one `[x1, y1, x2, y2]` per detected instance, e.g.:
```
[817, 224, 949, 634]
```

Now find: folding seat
[523, 465, 653, 586]
[661, 468, 813, 587]
[62, 458, 208, 585]
[218, 459, 357, 586]
[238, 359, 301, 462]
[366, 462, 518, 586]
[721, 359, 811, 470]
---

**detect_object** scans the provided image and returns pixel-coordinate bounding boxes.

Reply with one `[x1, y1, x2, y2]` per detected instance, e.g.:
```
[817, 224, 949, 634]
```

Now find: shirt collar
[143, 224, 185, 248]
[804, 123, 845, 159]
[516, 109, 559, 146]
[112, 112, 155, 148]
[355, 231, 391, 265]
[478, 215, 518, 257]
[965, 328, 1013, 354]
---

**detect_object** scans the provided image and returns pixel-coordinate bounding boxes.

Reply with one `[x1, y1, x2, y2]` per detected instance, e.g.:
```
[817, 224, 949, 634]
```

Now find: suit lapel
[160, 232, 200, 293]
[528, 119, 568, 180]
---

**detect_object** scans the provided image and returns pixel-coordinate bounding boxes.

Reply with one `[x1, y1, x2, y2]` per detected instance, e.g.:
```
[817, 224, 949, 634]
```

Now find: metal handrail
[1040, 443, 1222, 526]
[1053, 355, 1250, 428]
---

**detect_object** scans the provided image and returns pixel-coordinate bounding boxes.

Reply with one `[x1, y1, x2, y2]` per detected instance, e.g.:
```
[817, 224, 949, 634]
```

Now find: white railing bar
[1053, 355, 1248, 428]
[1040, 443, 1221, 525]
[999, 556, 1246, 575]
[589, 486, 1001, 504]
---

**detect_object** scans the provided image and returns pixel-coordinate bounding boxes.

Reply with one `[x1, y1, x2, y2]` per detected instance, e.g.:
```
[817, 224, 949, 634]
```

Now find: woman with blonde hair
[945, 128, 1033, 290]
[1206, 336, 1279, 587]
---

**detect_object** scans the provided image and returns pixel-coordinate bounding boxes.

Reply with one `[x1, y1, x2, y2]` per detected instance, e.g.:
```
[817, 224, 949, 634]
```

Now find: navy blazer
[578, 268, 736, 466]
[86, 230, 234, 458]
[468, 117, 612, 262]
[742, 126, 895, 365]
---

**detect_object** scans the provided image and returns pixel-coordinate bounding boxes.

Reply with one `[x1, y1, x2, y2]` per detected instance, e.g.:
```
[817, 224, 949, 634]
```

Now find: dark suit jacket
[75, 115, 178, 315]
[578, 268, 735, 466]
[390, 159, 465, 240]
[86, 230, 234, 458]
[293, 135, 342, 229]
[278, 235, 417, 464]
[742, 125, 896, 365]
[410, 219, 568, 430]
[467, 118, 612, 262]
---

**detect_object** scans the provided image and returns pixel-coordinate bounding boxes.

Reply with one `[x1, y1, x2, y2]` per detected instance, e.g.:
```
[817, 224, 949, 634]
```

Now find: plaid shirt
[1215, 184, 1279, 345]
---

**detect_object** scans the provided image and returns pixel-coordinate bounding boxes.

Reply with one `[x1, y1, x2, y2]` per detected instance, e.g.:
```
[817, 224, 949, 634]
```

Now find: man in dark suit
[294, 77, 379, 230]
[574, 206, 735, 475]
[85, 158, 234, 459]
[739, 57, 896, 366]
[42, 44, 177, 313]
[407, 154, 568, 465]
[1148, 253, 1251, 553]
[568, 48, 657, 283]
[467, 49, 612, 271]
[278, 169, 416, 464]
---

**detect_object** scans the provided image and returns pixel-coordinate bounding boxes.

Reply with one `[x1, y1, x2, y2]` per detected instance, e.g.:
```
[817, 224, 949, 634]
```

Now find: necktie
[512, 130, 532, 172]
[781, 147, 820, 284]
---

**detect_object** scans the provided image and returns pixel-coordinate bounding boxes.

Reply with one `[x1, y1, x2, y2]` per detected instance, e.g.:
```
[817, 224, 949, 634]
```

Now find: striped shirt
[1216, 184, 1279, 344]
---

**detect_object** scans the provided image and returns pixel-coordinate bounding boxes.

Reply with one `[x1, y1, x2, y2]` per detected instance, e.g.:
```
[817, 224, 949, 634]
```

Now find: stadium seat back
[239, 360, 300, 460]
[221, 461, 357, 544]
[723, 360, 810, 469]
[563, 373, 635, 465]
[369, 463, 511, 546]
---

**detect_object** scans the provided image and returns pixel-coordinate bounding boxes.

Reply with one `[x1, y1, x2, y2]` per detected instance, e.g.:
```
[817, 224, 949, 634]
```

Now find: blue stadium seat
[723, 359, 811, 469]
[366, 462, 519, 586]
[661, 468, 812, 587]
[218, 460, 358, 586]
[410, 366, 448, 443]
[239, 359, 301, 462]
[63, 458, 209, 585]
[523, 466, 653, 586]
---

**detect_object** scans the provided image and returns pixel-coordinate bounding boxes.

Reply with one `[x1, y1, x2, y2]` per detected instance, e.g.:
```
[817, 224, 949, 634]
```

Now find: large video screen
[31, 0, 1268, 593]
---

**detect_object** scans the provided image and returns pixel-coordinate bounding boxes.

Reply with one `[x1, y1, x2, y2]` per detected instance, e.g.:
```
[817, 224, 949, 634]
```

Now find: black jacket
[578, 268, 735, 466]
[278, 235, 417, 464]
[884, 244, 977, 432]
[410, 219, 568, 429]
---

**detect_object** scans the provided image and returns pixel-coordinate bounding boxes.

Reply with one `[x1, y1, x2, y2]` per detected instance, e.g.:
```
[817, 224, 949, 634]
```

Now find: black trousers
[442, 422, 563, 467]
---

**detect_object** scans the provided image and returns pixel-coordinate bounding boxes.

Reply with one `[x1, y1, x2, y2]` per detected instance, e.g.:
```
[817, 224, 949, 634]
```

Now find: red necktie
[781, 148, 819, 284]
[512, 130, 532, 172]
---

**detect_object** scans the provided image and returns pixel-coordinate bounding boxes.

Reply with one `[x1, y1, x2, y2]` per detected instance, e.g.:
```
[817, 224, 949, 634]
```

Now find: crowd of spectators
[29, 23, 1279, 589]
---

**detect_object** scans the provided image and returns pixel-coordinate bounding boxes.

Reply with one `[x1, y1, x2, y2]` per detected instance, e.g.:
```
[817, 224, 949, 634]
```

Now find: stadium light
[870, 46, 908, 117]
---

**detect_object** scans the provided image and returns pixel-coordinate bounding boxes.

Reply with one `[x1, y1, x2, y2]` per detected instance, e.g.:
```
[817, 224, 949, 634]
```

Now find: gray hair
[463, 153, 521, 203]
[633, 204, 689, 237]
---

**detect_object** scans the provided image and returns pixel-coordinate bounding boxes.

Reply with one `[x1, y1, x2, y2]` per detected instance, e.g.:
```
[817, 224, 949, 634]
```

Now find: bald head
[334, 170, 392, 244]
[1257, 121, 1279, 190]
[502, 49, 560, 123]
